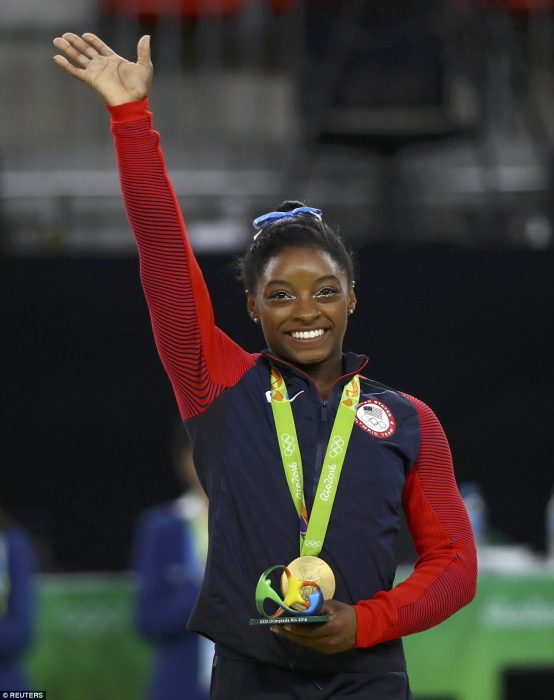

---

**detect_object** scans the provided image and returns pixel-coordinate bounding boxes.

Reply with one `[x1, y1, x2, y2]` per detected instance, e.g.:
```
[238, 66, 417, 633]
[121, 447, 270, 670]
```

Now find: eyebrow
[265, 274, 341, 287]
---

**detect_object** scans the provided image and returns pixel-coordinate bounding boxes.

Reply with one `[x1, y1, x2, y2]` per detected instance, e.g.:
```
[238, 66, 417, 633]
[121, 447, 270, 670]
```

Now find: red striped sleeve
[354, 394, 477, 648]
[108, 99, 256, 419]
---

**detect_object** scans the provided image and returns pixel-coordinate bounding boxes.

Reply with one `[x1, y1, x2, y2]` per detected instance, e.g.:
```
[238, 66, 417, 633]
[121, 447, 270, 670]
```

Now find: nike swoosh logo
[265, 390, 305, 404]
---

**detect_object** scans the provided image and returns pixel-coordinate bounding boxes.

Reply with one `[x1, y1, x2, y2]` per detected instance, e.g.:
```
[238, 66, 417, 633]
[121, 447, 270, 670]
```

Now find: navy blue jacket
[186, 352, 419, 672]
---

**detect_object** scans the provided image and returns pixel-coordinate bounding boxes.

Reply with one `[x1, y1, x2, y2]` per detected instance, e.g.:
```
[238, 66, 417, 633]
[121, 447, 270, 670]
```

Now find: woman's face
[246, 246, 356, 370]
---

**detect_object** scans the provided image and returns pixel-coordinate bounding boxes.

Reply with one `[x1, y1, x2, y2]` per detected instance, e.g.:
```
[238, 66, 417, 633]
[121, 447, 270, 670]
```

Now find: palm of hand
[85, 55, 150, 103]
[53, 32, 152, 106]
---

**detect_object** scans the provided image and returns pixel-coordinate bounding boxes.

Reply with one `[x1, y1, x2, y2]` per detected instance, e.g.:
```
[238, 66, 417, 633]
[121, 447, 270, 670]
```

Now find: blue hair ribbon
[252, 207, 323, 239]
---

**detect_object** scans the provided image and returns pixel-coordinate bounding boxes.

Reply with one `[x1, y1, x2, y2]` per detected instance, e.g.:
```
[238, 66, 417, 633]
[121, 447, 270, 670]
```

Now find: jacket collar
[260, 349, 368, 392]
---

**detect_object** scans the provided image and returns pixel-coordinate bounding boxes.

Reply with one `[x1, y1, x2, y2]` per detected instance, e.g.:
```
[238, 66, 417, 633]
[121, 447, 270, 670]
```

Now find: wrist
[107, 98, 151, 123]
[353, 603, 369, 648]
[105, 96, 143, 107]
[99, 87, 149, 107]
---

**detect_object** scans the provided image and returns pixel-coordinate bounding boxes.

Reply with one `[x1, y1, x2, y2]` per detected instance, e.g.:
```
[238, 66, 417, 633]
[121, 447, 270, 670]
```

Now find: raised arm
[53, 33, 256, 419]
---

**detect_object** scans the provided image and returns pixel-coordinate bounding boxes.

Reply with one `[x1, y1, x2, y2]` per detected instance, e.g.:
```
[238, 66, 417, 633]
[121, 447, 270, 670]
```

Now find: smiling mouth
[289, 329, 326, 340]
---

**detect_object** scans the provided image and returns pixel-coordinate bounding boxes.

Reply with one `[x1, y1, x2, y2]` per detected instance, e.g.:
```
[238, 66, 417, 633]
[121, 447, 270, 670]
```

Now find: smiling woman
[52, 31, 478, 700]
[245, 240, 356, 397]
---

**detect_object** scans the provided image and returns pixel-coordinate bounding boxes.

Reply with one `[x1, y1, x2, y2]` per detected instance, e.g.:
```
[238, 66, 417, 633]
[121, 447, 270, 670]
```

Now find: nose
[292, 296, 321, 323]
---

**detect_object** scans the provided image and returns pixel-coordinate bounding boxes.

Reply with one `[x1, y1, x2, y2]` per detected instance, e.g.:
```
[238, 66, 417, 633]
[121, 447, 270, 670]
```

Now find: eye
[269, 290, 294, 302]
[315, 286, 340, 298]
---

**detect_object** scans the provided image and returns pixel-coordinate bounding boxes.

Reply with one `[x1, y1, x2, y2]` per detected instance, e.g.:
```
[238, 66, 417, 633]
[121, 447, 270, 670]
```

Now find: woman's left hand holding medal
[271, 599, 357, 654]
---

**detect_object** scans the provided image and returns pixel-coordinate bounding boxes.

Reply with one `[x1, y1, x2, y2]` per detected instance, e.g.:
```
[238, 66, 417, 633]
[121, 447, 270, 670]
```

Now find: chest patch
[355, 399, 397, 439]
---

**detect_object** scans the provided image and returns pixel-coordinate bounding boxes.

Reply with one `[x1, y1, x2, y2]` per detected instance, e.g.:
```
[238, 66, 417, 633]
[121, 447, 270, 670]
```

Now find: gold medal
[281, 556, 335, 610]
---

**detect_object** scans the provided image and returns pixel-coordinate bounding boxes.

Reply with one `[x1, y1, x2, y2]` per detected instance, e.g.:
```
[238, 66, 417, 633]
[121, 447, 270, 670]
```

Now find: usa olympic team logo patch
[355, 399, 397, 439]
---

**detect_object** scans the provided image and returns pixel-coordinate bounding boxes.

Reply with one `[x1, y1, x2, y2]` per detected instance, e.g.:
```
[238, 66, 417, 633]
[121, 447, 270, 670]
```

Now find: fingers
[53, 37, 90, 68]
[136, 35, 152, 67]
[82, 32, 115, 57]
[275, 620, 331, 639]
[52, 32, 116, 75]
[272, 626, 334, 654]
[273, 624, 350, 654]
[62, 32, 99, 60]
[270, 601, 357, 654]
[52, 54, 85, 81]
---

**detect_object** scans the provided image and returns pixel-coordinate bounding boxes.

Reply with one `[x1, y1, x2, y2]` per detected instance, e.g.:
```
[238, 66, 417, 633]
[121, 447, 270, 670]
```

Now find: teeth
[291, 329, 325, 340]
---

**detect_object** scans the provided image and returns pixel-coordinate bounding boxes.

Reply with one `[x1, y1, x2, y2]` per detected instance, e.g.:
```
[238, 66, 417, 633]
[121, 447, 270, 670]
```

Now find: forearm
[354, 396, 477, 648]
[354, 507, 476, 647]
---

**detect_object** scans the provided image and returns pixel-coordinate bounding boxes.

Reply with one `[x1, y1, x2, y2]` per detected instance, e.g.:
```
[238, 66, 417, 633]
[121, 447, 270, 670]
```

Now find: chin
[286, 349, 332, 368]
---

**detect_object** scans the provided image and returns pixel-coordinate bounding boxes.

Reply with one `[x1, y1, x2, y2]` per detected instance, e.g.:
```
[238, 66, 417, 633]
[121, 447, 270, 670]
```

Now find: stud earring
[348, 309, 354, 316]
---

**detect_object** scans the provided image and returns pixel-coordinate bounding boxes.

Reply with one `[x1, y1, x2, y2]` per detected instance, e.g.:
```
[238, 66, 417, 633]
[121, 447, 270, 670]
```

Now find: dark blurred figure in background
[0, 508, 36, 692]
[131, 424, 211, 700]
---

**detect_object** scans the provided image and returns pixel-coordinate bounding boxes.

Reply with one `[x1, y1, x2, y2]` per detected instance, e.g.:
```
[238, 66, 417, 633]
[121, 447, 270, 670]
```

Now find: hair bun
[276, 200, 306, 213]
[239, 201, 355, 292]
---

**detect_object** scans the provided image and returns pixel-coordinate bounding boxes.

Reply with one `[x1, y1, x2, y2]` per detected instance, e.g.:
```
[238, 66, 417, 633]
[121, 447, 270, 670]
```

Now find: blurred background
[1, 1, 553, 699]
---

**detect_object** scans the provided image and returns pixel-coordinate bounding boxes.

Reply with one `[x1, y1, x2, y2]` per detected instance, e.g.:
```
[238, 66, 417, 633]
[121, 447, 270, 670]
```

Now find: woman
[53, 33, 477, 699]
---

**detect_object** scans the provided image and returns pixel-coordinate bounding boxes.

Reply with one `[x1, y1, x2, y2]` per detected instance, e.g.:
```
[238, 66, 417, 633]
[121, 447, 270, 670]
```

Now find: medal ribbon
[270, 366, 360, 557]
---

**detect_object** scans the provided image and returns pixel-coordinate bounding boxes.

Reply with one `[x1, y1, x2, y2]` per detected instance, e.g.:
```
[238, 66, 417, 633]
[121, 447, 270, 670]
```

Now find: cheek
[268, 316, 287, 335]
[258, 308, 281, 333]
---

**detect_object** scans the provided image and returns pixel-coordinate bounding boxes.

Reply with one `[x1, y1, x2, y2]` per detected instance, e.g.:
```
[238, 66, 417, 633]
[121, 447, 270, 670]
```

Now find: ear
[246, 290, 260, 324]
[347, 285, 357, 315]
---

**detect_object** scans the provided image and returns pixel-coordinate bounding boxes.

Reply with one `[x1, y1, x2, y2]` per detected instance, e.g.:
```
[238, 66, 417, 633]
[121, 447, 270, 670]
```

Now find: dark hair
[237, 200, 355, 292]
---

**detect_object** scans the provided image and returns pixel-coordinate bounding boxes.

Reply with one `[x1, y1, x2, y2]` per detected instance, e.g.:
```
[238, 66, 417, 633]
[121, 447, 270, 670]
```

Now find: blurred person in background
[0, 508, 36, 692]
[131, 423, 211, 700]
[52, 33, 477, 699]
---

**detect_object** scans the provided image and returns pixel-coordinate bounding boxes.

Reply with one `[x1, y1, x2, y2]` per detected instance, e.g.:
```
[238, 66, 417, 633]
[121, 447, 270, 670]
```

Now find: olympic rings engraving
[281, 433, 295, 456]
[369, 416, 386, 430]
[328, 435, 345, 458]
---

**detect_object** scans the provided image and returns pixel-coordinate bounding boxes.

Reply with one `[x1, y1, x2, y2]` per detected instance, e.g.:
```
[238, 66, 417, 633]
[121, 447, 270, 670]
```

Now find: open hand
[271, 599, 358, 654]
[53, 33, 153, 106]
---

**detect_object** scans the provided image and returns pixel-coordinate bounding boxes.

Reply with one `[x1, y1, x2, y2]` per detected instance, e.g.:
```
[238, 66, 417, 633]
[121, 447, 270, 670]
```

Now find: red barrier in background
[101, 0, 292, 20]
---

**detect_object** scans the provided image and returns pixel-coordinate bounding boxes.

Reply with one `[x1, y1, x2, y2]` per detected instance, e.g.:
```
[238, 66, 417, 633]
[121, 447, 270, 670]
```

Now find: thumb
[137, 35, 151, 67]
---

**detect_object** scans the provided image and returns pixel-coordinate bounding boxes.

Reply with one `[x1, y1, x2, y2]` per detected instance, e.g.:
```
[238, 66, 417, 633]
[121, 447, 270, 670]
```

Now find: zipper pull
[321, 400, 328, 422]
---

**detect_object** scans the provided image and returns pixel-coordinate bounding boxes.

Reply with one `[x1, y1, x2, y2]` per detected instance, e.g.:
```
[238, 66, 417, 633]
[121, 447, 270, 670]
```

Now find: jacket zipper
[312, 399, 330, 502]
